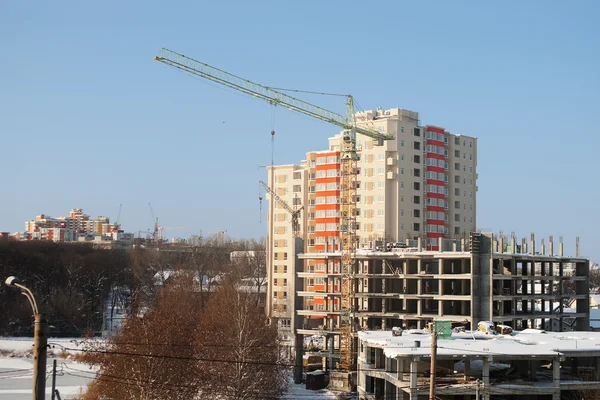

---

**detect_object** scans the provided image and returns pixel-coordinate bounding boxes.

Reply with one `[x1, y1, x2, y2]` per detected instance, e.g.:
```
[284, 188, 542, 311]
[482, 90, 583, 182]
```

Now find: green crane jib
[152, 48, 393, 144]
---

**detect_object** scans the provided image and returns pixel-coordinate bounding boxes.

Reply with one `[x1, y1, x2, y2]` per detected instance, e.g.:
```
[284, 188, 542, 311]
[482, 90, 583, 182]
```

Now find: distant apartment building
[265, 107, 478, 333]
[15, 208, 132, 244]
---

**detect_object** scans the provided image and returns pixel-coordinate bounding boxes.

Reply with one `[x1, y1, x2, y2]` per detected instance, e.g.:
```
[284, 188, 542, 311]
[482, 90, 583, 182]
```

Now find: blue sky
[1, 1, 598, 261]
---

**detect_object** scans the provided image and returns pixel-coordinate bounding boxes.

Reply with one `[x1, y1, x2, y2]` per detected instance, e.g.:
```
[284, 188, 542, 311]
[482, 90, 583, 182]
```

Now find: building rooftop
[358, 328, 600, 360]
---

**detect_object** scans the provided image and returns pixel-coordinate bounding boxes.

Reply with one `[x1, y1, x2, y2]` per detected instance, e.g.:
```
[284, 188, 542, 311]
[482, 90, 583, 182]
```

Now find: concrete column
[417, 236, 422, 252]
[549, 236, 554, 256]
[482, 358, 490, 400]
[452, 242, 457, 252]
[409, 358, 419, 400]
[553, 358, 560, 388]
[499, 235, 504, 253]
[382, 277, 387, 330]
[530, 233, 535, 255]
[576, 236, 580, 257]
[511, 236, 516, 254]
[540, 238, 545, 256]
[397, 358, 403, 381]
[530, 360, 539, 381]
[439, 258, 444, 276]
[438, 237, 443, 252]
[559, 236, 564, 256]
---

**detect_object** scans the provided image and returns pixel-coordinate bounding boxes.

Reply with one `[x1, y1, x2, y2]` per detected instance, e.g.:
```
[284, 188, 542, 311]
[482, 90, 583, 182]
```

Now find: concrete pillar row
[409, 358, 419, 400]
[482, 358, 490, 400]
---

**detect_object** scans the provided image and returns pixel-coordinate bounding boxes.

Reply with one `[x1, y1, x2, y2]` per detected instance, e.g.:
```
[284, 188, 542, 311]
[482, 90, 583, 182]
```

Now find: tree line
[0, 237, 266, 337]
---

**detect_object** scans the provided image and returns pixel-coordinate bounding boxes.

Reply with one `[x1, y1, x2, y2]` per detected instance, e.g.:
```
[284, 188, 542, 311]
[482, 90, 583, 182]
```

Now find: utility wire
[62, 368, 336, 399]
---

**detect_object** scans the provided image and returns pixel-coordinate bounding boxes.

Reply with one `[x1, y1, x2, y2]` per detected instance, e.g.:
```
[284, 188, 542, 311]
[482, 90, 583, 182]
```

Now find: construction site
[151, 48, 592, 395]
[293, 233, 589, 389]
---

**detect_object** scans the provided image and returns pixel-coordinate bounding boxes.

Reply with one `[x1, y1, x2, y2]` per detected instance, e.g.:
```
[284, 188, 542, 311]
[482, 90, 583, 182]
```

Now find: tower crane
[153, 48, 394, 373]
[113, 203, 122, 231]
[259, 180, 303, 238]
[148, 202, 159, 243]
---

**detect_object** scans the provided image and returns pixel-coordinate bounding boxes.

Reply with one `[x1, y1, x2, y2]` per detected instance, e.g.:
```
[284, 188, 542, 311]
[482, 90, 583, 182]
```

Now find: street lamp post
[5, 276, 48, 400]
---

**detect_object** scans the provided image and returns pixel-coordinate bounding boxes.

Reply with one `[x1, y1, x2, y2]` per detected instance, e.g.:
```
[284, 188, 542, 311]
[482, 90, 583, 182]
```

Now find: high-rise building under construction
[265, 107, 478, 333]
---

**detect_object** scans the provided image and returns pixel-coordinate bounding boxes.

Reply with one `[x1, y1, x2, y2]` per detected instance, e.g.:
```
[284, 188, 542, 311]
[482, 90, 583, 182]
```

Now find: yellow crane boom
[153, 48, 394, 372]
[259, 180, 303, 238]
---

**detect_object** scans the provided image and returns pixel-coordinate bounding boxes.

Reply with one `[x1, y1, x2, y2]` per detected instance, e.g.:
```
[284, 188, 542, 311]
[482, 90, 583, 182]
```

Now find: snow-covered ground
[0, 337, 89, 358]
[1, 337, 342, 399]
[286, 376, 339, 399]
[0, 337, 97, 400]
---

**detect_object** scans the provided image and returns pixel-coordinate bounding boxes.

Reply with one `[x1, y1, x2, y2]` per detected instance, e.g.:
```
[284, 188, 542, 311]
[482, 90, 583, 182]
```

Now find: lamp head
[5, 276, 20, 288]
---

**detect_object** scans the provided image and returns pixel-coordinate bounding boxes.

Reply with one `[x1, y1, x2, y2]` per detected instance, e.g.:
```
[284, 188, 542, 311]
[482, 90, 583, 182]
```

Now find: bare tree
[195, 281, 287, 400]
[78, 280, 202, 400]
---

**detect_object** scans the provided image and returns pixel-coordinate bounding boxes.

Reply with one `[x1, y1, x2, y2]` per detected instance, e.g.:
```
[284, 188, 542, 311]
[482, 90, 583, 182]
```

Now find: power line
[62, 368, 334, 399]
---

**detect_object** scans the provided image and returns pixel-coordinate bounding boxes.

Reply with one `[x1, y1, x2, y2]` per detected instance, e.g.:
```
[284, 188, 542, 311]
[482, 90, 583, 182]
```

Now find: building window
[284, 253, 288, 260]
[455, 175, 460, 183]
[455, 137, 460, 145]
[455, 150, 460, 157]
[455, 201, 460, 208]
[414, 182, 420, 190]
[293, 172, 302, 180]
[413, 141, 421, 150]
[413, 223, 420, 231]
[413, 209, 420, 218]
[293, 185, 301, 193]
[413, 155, 420, 163]
[413, 196, 420, 204]
[455, 214, 460, 222]
[283, 279, 288, 286]
[413, 128, 420, 137]
[413, 168, 420, 177]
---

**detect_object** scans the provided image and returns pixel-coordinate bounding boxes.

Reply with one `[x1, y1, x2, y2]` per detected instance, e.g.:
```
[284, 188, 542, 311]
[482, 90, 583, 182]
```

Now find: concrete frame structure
[358, 329, 600, 400]
[295, 233, 589, 369]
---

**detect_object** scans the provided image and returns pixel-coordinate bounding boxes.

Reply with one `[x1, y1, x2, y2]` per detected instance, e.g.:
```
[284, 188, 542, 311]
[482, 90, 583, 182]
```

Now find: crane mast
[154, 48, 394, 373]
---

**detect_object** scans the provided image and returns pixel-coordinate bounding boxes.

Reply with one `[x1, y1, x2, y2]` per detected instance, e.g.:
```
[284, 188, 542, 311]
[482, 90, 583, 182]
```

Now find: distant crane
[113, 204, 122, 231]
[159, 226, 187, 241]
[259, 181, 303, 238]
[148, 203, 159, 243]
